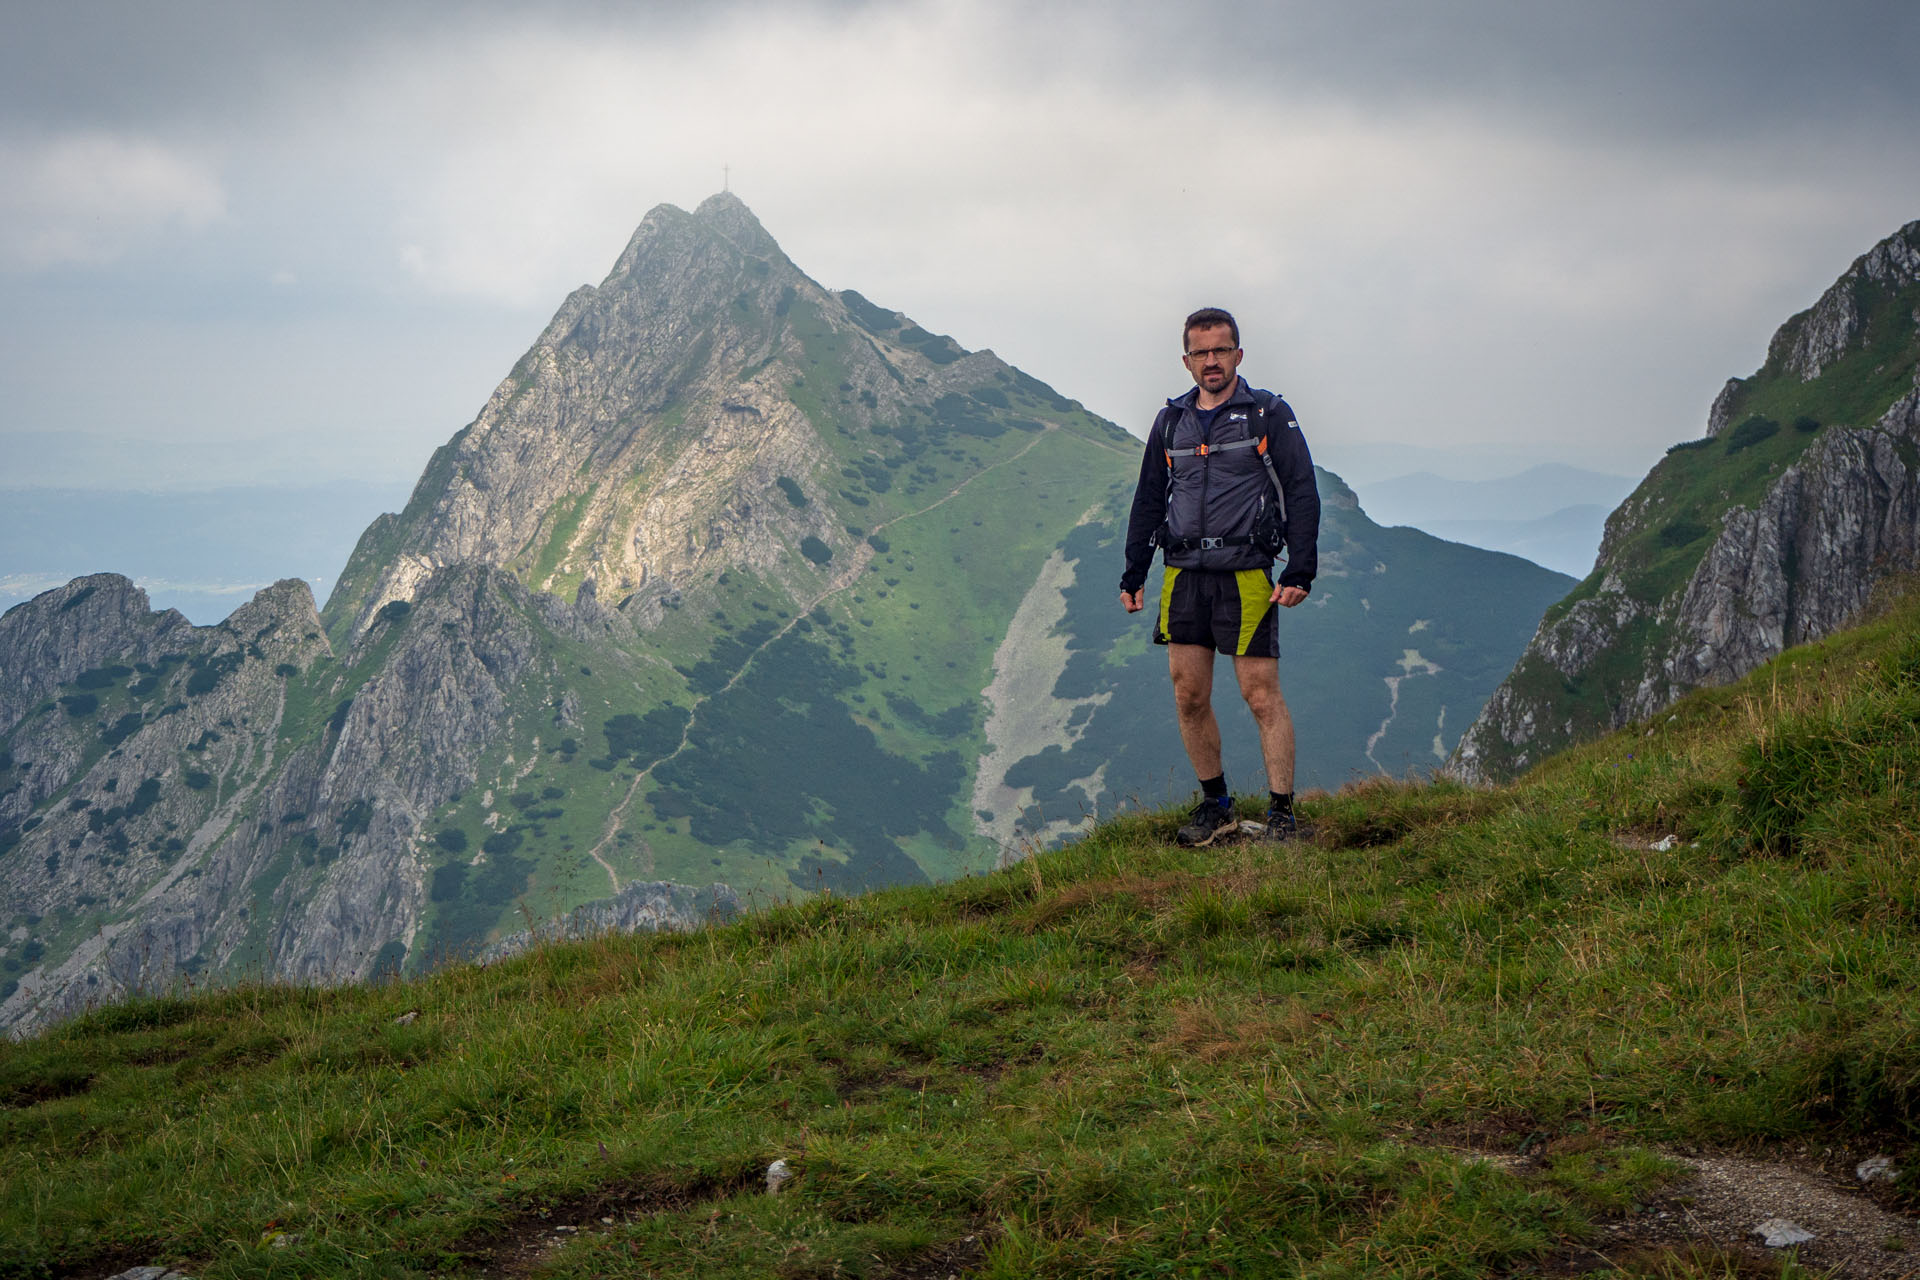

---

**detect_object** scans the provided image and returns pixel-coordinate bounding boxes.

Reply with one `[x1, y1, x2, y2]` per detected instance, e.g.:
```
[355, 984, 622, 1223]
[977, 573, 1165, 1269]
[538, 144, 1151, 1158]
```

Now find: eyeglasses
[1185, 345, 1238, 361]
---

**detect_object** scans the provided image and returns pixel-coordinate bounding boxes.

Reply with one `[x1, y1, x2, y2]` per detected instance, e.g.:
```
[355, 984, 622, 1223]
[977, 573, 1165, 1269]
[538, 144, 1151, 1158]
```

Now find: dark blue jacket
[1120, 378, 1319, 593]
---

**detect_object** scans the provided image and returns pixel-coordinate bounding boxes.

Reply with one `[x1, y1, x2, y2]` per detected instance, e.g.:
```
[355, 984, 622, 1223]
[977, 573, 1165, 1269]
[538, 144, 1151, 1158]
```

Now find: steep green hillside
[7, 581, 1918, 1279]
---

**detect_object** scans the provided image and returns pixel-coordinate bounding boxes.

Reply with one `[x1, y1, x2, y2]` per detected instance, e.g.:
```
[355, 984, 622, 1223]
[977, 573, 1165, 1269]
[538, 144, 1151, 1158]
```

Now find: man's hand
[1271, 585, 1308, 608]
[1120, 589, 1144, 613]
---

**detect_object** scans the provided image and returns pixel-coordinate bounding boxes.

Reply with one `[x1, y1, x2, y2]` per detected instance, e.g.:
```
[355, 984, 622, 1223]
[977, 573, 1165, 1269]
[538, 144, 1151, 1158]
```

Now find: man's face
[1182, 324, 1242, 395]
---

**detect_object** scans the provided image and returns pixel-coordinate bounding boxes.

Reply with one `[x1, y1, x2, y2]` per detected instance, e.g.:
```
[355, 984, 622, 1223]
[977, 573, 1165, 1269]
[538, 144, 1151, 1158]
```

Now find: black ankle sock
[1269, 791, 1293, 815]
[1200, 775, 1228, 800]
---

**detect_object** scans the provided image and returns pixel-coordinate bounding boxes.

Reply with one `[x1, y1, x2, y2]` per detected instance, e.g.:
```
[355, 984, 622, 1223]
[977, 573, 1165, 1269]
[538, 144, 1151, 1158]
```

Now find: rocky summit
[1454, 219, 1920, 782]
[0, 194, 1564, 1034]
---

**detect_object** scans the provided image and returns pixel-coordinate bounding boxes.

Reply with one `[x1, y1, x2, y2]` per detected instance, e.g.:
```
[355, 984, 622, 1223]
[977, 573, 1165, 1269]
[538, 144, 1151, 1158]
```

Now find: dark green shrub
[377, 599, 412, 624]
[339, 800, 373, 836]
[776, 476, 808, 507]
[1659, 520, 1709, 549]
[183, 770, 213, 790]
[430, 863, 467, 902]
[604, 708, 690, 763]
[100, 713, 143, 746]
[1792, 415, 1821, 433]
[184, 652, 242, 696]
[839, 289, 898, 331]
[481, 829, 524, 856]
[125, 778, 161, 818]
[74, 666, 131, 690]
[800, 536, 833, 565]
[1725, 415, 1780, 454]
[434, 828, 468, 854]
[59, 693, 99, 719]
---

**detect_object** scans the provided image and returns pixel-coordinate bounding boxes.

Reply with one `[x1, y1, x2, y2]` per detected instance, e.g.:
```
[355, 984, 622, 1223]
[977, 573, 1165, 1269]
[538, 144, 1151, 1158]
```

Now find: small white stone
[766, 1158, 793, 1195]
[1857, 1154, 1899, 1183]
[393, 1009, 419, 1025]
[1650, 835, 1677, 851]
[1753, 1218, 1815, 1247]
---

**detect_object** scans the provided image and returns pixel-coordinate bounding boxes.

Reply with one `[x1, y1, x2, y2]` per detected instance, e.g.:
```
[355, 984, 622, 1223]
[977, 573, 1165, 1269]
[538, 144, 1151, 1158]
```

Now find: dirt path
[1446, 1135, 1920, 1276]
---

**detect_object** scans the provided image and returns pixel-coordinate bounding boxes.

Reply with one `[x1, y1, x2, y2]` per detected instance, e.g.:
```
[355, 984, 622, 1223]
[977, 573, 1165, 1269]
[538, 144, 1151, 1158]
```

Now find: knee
[1172, 682, 1212, 718]
[1241, 685, 1283, 719]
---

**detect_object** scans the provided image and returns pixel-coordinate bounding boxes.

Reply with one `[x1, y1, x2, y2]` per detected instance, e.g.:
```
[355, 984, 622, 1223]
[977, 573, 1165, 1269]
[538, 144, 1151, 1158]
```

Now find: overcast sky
[4, 0, 1918, 494]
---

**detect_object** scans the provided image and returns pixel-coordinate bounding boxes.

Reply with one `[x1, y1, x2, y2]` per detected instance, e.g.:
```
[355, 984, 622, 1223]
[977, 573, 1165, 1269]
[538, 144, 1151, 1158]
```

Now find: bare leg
[1232, 655, 1296, 794]
[1167, 643, 1222, 779]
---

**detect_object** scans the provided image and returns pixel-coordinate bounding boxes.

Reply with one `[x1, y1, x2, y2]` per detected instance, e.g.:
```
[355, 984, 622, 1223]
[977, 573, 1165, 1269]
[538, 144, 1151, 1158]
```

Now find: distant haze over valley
[0, 482, 411, 624]
[1348, 465, 1638, 578]
[0, 460, 1620, 625]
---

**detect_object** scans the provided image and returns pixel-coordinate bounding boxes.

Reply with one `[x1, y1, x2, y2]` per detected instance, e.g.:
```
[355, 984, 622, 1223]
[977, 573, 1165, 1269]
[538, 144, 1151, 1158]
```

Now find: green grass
[8, 588, 1920, 1278]
[528, 490, 596, 596]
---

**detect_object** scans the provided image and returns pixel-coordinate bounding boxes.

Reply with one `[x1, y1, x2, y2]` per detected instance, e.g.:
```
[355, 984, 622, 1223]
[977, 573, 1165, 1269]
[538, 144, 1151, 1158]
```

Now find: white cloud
[0, 132, 226, 268]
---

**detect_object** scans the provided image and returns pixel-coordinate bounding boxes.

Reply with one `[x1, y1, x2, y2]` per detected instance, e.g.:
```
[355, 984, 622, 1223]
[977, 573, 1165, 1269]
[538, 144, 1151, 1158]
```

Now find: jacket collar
[1166, 377, 1259, 412]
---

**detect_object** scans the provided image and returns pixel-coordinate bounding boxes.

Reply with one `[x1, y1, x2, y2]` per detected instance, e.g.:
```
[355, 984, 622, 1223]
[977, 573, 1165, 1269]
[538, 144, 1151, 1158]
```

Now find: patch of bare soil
[1434, 1131, 1920, 1278]
[1645, 1152, 1920, 1279]
[887, 1231, 989, 1278]
[462, 1168, 762, 1277]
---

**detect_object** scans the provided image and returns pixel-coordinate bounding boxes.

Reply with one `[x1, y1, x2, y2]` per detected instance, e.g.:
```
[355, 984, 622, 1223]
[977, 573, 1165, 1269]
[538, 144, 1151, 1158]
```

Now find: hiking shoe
[1176, 795, 1236, 847]
[1254, 806, 1299, 842]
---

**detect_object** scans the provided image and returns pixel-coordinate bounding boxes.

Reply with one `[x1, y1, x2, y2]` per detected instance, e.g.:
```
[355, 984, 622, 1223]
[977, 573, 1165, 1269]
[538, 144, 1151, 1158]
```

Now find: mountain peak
[692, 190, 782, 260]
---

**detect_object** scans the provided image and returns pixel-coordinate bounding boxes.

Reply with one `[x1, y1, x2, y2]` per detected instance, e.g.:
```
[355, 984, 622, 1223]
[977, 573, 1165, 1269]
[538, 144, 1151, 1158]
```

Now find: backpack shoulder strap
[1249, 392, 1288, 515]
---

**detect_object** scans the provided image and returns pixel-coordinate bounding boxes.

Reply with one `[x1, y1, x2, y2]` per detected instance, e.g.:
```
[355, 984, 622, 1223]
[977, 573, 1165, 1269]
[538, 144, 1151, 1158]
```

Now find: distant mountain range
[0, 482, 411, 623]
[0, 194, 1566, 1033]
[1352, 465, 1637, 577]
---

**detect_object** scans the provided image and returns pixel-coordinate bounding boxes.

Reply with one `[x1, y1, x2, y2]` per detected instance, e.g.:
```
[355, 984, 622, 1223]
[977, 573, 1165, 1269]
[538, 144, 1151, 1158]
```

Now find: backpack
[1157, 391, 1291, 557]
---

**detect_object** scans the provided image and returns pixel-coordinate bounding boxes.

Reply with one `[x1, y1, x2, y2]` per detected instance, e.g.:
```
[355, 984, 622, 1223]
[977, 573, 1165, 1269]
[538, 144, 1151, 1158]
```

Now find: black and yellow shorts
[1155, 567, 1280, 657]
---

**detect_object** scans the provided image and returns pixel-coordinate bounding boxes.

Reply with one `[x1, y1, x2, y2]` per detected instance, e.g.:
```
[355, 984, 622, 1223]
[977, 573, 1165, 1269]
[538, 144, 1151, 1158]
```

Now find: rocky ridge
[1455, 219, 1920, 781]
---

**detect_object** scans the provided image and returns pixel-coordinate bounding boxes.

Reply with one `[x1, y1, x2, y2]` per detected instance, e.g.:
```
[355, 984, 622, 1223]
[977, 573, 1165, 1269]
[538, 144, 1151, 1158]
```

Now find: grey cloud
[13, 1, 1919, 141]
[1099, 1, 1920, 144]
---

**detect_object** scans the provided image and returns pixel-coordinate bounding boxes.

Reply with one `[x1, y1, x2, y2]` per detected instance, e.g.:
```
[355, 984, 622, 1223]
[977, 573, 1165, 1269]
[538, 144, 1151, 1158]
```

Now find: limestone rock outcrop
[1455, 219, 1920, 781]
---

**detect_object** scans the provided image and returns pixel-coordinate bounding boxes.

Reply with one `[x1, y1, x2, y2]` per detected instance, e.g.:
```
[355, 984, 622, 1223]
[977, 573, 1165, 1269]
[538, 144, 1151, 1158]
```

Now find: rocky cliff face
[1455, 220, 1920, 781]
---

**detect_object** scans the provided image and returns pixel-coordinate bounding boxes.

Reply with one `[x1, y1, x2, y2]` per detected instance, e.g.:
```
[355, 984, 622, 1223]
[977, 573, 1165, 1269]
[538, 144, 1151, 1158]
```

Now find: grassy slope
[6, 585, 1920, 1277]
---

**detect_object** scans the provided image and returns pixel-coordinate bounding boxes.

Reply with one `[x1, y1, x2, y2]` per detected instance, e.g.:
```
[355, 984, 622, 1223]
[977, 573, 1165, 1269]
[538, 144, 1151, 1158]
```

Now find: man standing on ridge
[1119, 307, 1320, 845]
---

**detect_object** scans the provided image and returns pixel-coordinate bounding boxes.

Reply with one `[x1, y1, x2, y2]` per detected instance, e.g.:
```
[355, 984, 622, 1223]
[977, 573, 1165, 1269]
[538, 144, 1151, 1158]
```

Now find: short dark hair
[1183, 307, 1239, 352]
